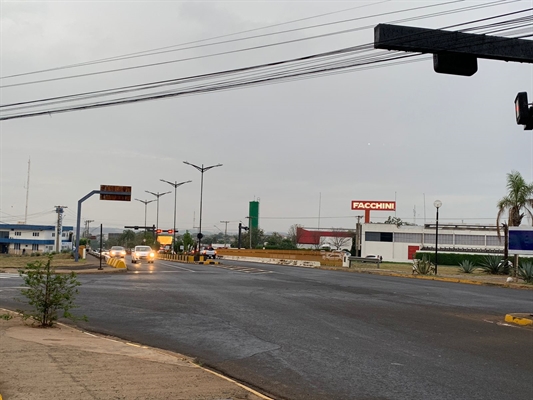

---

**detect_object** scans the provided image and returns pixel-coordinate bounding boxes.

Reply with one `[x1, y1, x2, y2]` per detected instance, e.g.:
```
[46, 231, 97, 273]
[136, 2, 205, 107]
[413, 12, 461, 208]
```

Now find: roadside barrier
[158, 253, 219, 264]
[105, 256, 126, 269]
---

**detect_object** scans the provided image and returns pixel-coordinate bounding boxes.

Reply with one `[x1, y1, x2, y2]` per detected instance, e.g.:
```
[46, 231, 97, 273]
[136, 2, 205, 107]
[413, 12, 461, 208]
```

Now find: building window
[365, 232, 393, 242]
[455, 234, 485, 246]
[52, 232, 55, 237]
[33, 232, 39, 237]
[14, 243, 21, 250]
[486, 236, 503, 246]
[14, 231, 21, 236]
[62, 233, 66, 237]
[32, 244, 39, 251]
[395, 233, 423, 243]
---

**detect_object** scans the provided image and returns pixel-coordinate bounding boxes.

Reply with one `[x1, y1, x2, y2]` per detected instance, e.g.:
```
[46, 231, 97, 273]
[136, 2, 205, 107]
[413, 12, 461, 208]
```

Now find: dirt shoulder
[0, 312, 268, 400]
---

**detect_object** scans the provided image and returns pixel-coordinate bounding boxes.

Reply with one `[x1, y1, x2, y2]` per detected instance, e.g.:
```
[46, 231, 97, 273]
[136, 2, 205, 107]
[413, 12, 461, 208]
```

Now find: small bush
[17, 255, 86, 327]
[0, 313, 13, 320]
[518, 261, 533, 283]
[458, 260, 476, 273]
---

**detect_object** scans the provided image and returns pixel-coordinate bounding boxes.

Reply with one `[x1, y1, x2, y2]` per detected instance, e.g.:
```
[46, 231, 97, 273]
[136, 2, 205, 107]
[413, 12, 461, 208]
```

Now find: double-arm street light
[434, 199, 442, 275]
[183, 161, 223, 254]
[160, 179, 192, 253]
[134, 198, 156, 233]
[145, 190, 171, 235]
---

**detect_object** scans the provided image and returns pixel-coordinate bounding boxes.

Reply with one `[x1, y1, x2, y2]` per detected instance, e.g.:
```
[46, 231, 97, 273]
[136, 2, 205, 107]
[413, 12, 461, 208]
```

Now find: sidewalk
[0, 311, 268, 400]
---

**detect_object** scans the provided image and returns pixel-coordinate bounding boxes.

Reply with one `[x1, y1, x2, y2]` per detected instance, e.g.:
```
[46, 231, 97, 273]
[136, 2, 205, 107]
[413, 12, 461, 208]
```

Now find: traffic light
[167, 229, 174, 234]
[156, 229, 162, 234]
[515, 92, 533, 130]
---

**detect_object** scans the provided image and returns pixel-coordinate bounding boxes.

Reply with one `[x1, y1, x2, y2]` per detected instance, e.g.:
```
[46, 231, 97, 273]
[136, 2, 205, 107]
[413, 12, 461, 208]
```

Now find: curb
[504, 313, 533, 326]
[197, 260, 220, 265]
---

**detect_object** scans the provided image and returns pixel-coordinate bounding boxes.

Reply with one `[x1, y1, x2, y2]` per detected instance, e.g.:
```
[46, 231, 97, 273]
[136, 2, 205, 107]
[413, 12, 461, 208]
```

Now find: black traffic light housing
[515, 92, 533, 130]
[238, 222, 249, 249]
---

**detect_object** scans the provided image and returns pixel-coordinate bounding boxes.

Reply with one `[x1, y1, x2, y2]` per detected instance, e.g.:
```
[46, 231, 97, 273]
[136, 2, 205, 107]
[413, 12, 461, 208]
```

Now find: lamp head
[434, 200, 442, 209]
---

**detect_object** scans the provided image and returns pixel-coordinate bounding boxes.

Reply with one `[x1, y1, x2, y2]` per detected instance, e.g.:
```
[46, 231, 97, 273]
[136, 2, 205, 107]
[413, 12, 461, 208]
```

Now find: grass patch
[0, 253, 84, 269]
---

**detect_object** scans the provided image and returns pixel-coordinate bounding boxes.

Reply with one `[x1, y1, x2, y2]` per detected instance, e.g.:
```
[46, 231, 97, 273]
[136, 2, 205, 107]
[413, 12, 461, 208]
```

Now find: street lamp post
[145, 190, 171, 236]
[183, 161, 223, 255]
[134, 198, 156, 233]
[434, 200, 442, 275]
[160, 179, 192, 253]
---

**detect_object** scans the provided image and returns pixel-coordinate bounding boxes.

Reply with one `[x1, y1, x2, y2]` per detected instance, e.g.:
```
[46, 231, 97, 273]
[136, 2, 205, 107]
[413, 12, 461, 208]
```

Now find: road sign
[100, 185, 131, 201]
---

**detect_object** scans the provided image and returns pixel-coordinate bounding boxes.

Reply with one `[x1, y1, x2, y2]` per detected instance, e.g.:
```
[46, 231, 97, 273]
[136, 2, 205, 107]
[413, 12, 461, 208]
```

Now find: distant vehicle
[100, 249, 109, 256]
[132, 246, 155, 263]
[365, 254, 382, 262]
[109, 246, 126, 258]
[201, 246, 217, 259]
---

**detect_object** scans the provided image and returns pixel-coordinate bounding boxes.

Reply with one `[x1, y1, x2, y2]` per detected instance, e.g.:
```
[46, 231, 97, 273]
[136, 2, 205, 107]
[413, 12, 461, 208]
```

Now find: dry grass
[0, 254, 86, 270]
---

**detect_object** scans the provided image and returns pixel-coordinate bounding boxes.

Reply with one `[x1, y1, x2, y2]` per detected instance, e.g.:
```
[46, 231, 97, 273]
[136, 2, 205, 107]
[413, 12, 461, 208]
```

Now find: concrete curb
[504, 313, 533, 326]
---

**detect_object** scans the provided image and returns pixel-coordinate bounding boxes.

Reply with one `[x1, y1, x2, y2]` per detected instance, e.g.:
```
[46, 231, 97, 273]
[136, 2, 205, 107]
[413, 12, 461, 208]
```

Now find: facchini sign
[351, 201, 396, 211]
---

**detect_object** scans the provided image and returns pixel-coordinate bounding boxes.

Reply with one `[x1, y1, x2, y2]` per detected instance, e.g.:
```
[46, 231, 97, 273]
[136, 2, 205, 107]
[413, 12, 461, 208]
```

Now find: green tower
[249, 201, 259, 230]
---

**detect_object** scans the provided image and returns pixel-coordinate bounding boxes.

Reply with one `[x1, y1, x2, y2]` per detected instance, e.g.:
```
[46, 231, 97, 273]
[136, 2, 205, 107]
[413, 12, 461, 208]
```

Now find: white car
[132, 246, 155, 263]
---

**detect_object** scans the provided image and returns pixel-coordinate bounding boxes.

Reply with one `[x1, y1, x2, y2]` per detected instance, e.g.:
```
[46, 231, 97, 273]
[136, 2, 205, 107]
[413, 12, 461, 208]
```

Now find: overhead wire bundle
[0, 0, 530, 121]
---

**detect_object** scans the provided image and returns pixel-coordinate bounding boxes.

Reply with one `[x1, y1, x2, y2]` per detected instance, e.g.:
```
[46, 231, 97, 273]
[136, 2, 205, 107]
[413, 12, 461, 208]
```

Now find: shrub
[479, 255, 509, 275]
[413, 256, 435, 275]
[518, 261, 533, 283]
[17, 255, 86, 327]
[458, 260, 476, 273]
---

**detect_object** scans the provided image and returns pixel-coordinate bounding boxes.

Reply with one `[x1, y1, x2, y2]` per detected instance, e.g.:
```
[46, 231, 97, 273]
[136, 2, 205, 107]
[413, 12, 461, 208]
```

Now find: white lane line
[0, 273, 20, 279]
[157, 262, 197, 272]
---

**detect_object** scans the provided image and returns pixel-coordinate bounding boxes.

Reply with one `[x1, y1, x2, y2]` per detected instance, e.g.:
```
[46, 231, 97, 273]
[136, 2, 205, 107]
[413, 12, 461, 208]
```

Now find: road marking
[0, 273, 20, 279]
[158, 262, 197, 272]
[208, 264, 273, 274]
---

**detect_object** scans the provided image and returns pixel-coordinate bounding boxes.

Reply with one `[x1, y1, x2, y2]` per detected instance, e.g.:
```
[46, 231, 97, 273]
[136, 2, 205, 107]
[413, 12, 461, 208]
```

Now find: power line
[0, 0, 509, 88]
[1, 3, 529, 120]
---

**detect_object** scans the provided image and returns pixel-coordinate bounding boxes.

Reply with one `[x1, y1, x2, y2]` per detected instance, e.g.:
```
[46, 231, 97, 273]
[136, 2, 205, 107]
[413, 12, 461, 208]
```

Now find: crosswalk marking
[208, 264, 273, 274]
[0, 273, 20, 279]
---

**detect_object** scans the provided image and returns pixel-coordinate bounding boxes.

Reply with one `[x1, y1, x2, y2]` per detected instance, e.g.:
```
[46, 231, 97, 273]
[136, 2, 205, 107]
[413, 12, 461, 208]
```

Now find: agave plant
[480, 255, 509, 275]
[412, 256, 435, 275]
[518, 261, 533, 283]
[458, 260, 476, 274]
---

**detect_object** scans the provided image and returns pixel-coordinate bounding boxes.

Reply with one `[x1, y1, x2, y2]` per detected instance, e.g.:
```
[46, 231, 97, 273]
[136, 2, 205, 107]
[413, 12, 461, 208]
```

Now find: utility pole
[145, 190, 171, 234]
[84, 219, 94, 238]
[355, 215, 362, 257]
[183, 161, 223, 255]
[220, 220, 229, 248]
[54, 206, 67, 253]
[238, 222, 249, 249]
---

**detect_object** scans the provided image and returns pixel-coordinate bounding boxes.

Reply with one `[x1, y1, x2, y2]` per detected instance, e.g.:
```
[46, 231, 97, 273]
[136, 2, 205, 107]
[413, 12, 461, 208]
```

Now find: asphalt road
[1, 258, 532, 400]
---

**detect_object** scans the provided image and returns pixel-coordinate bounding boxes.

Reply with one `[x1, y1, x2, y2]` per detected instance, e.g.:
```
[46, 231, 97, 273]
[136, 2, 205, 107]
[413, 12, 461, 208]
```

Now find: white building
[297, 224, 504, 263]
[362, 223, 504, 262]
[0, 224, 74, 254]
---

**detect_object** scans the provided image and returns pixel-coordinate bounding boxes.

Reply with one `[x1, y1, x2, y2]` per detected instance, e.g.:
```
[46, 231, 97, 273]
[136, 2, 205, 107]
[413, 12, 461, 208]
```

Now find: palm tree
[497, 172, 533, 267]
[496, 171, 533, 231]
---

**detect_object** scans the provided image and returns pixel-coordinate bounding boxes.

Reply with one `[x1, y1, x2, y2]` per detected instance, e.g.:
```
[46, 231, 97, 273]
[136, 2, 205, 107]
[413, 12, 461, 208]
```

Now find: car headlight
[149, 253, 154, 257]
[121, 251, 126, 255]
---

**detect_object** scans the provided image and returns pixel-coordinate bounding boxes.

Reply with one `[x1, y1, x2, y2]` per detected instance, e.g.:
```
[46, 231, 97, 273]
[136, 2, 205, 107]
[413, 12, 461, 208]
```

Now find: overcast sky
[1, 0, 532, 236]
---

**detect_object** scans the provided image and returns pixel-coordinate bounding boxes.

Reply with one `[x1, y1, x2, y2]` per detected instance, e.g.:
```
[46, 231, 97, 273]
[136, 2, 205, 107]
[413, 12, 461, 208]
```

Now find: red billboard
[351, 201, 396, 211]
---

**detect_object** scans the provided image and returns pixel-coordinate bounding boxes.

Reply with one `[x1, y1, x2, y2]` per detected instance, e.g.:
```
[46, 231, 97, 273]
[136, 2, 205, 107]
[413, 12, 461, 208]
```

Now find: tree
[182, 231, 194, 252]
[287, 224, 303, 247]
[120, 229, 136, 248]
[327, 229, 352, 250]
[17, 256, 86, 327]
[384, 216, 405, 227]
[496, 171, 533, 230]
[496, 171, 533, 269]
